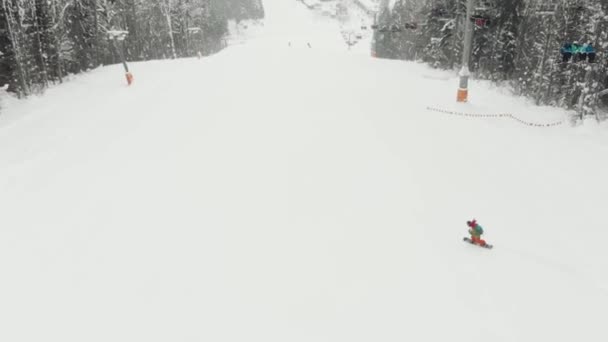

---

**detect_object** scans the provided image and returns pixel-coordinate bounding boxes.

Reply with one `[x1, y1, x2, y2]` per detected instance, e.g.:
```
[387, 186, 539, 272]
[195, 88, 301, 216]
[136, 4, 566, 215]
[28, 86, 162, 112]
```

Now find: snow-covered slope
[1, 0, 607, 341]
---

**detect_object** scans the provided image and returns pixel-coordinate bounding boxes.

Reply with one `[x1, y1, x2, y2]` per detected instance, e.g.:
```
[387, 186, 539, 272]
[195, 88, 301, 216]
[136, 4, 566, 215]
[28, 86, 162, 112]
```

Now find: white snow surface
[1, 0, 608, 341]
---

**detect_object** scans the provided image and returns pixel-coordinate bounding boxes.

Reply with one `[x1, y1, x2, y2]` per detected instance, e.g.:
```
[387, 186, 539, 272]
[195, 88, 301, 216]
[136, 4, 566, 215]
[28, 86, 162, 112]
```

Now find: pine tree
[1, 0, 30, 96]
[374, 0, 608, 121]
[0, 0, 259, 99]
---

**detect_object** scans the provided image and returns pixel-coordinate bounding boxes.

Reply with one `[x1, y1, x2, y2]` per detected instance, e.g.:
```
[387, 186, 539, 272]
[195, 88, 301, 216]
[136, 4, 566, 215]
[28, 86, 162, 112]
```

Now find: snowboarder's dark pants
[562, 53, 572, 63]
[588, 53, 596, 63]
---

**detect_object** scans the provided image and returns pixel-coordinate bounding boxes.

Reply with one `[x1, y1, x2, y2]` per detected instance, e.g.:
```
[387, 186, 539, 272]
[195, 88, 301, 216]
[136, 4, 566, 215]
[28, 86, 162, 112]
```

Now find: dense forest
[0, 0, 264, 97]
[373, 0, 608, 120]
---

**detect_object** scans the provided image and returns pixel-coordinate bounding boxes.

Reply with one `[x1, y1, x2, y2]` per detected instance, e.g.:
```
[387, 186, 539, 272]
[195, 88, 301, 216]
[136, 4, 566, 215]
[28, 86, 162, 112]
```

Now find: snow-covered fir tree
[373, 0, 608, 119]
[0, 0, 264, 98]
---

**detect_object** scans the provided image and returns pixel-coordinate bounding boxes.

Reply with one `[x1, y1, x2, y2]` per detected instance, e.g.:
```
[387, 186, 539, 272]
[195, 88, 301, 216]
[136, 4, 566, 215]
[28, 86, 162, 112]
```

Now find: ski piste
[463, 237, 493, 249]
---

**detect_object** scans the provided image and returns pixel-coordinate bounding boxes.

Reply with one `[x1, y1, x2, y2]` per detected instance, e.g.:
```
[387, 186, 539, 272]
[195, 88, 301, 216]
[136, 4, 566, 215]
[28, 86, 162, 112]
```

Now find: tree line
[0, 0, 264, 97]
[373, 0, 608, 120]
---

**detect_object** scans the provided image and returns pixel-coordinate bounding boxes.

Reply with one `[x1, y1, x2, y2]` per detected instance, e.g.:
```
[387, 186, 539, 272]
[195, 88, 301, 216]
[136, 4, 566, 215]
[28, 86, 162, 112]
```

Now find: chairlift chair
[537, 0, 557, 16]
[474, 0, 492, 13]
[470, 14, 490, 28]
[107, 30, 129, 41]
[474, 17, 489, 28]
[472, 5, 490, 18]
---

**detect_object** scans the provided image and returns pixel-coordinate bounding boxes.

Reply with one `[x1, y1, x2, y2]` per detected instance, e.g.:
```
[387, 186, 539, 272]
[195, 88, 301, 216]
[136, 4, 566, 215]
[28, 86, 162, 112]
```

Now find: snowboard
[463, 237, 493, 249]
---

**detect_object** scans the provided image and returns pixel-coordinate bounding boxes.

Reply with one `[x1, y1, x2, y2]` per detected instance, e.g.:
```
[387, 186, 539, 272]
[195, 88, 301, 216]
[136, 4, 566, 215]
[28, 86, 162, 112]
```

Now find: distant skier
[467, 219, 487, 246]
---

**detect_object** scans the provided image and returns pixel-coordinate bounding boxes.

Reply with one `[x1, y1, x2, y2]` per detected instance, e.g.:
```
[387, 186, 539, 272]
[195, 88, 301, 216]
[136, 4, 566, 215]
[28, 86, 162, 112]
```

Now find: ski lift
[474, 6, 489, 12]
[537, 5, 556, 16]
[537, 0, 557, 15]
[472, 6, 490, 19]
[372, 23, 415, 32]
[390, 24, 402, 33]
[107, 30, 129, 41]
[471, 16, 490, 28]
[469, 13, 490, 28]
[568, 0, 585, 11]
[470, 1, 492, 27]
[187, 27, 202, 34]
[476, 0, 493, 11]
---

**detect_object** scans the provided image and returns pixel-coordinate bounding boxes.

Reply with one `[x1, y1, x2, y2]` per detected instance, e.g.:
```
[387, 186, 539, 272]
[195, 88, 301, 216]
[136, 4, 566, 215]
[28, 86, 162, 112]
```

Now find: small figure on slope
[466, 219, 491, 248]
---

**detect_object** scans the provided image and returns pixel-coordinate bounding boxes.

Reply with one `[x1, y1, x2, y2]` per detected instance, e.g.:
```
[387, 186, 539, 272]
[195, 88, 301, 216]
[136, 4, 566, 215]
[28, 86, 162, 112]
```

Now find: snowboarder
[584, 43, 596, 63]
[467, 219, 487, 246]
[560, 43, 573, 63]
[572, 42, 583, 62]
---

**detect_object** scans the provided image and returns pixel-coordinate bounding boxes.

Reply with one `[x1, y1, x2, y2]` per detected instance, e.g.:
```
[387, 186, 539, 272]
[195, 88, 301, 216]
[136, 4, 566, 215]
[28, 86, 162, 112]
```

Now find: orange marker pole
[125, 72, 134, 86]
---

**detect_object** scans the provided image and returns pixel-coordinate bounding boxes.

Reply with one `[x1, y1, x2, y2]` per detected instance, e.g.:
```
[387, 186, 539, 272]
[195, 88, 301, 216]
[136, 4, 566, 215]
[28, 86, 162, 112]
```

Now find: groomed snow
[1, 0, 607, 341]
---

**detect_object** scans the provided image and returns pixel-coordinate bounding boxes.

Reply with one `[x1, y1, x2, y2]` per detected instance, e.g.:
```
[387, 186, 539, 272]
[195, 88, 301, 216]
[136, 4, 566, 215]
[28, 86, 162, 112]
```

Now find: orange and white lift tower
[457, 0, 476, 103]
